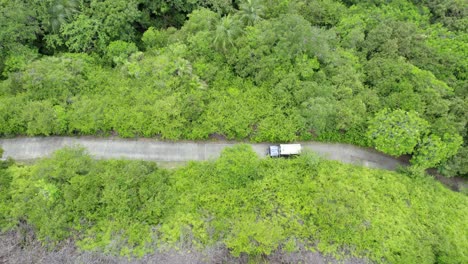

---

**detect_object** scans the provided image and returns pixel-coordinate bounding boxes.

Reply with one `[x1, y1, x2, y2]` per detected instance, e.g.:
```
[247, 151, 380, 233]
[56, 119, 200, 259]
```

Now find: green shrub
[106, 41, 138, 66]
[0, 96, 27, 136]
[0, 153, 13, 228]
[21, 100, 61, 136]
[15, 54, 95, 102]
[142, 27, 170, 50]
[3, 146, 466, 262]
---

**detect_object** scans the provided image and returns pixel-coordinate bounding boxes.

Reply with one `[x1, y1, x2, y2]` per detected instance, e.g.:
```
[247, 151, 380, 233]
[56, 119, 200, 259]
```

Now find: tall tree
[238, 0, 264, 26]
[61, 0, 141, 53]
[411, 133, 462, 169]
[47, 0, 79, 33]
[367, 109, 429, 156]
[213, 15, 242, 53]
[0, 0, 39, 72]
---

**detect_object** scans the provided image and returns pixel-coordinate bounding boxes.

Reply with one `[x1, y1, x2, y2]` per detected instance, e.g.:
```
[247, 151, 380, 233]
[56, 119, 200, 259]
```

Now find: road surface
[0, 137, 405, 170]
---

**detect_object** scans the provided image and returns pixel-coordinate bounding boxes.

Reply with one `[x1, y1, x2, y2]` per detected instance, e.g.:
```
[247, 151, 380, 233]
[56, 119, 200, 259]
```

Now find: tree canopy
[367, 109, 429, 156]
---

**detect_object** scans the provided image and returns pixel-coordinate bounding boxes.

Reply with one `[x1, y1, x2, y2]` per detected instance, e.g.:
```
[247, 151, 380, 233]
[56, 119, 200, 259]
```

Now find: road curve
[0, 137, 406, 171]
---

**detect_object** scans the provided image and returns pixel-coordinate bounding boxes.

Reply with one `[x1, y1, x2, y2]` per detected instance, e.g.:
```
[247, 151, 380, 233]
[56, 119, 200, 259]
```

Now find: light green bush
[2, 146, 467, 262]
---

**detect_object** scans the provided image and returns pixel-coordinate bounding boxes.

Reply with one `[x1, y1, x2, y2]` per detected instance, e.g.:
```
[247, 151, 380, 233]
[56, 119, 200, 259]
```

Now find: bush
[0, 96, 26, 136]
[142, 27, 170, 50]
[3, 146, 466, 262]
[21, 100, 61, 136]
[11, 54, 95, 102]
[106, 41, 138, 66]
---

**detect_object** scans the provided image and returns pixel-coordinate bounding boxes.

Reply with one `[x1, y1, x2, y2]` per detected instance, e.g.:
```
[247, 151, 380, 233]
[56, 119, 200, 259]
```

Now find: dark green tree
[0, 0, 39, 73]
[61, 0, 141, 53]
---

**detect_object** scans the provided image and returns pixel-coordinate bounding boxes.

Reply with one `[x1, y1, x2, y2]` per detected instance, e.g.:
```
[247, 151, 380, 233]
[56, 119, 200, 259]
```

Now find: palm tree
[213, 15, 243, 53]
[48, 0, 79, 33]
[238, 0, 264, 26]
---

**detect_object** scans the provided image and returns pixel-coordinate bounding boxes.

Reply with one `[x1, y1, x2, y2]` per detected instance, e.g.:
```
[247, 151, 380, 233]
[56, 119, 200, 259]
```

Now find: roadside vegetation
[0, 0, 467, 176]
[0, 146, 467, 263]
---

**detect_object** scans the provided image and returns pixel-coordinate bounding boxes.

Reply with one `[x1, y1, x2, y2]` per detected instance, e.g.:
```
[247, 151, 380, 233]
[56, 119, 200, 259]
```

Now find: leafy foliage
[367, 109, 429, 156]
[2, 146, 467, 262]
[105, 41, 138, 66]
[440, 146, 468, 177]
[0, 0, 466, 177]
[0, 148, 14, 228]
[412, 133, 463, 169]
[238, 0, 265, 26]
[213, 15, 243, 53]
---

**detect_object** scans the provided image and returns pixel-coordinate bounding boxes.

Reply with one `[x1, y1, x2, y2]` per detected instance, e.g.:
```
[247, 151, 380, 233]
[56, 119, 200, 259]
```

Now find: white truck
[268, 144, 302, 157]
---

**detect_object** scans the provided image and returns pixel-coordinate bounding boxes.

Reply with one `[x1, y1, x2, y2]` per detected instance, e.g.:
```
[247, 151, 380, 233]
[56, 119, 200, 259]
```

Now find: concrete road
[0, 137, 406, 170]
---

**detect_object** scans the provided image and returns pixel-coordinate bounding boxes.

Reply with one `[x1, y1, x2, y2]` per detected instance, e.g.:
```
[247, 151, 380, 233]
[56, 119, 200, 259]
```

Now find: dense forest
[0, 0, 467, 176]
[0, 146, 467, 263]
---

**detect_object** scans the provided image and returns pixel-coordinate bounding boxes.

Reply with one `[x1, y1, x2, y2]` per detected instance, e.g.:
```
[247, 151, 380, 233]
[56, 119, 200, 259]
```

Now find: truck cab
[268, 144, 302, 157]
